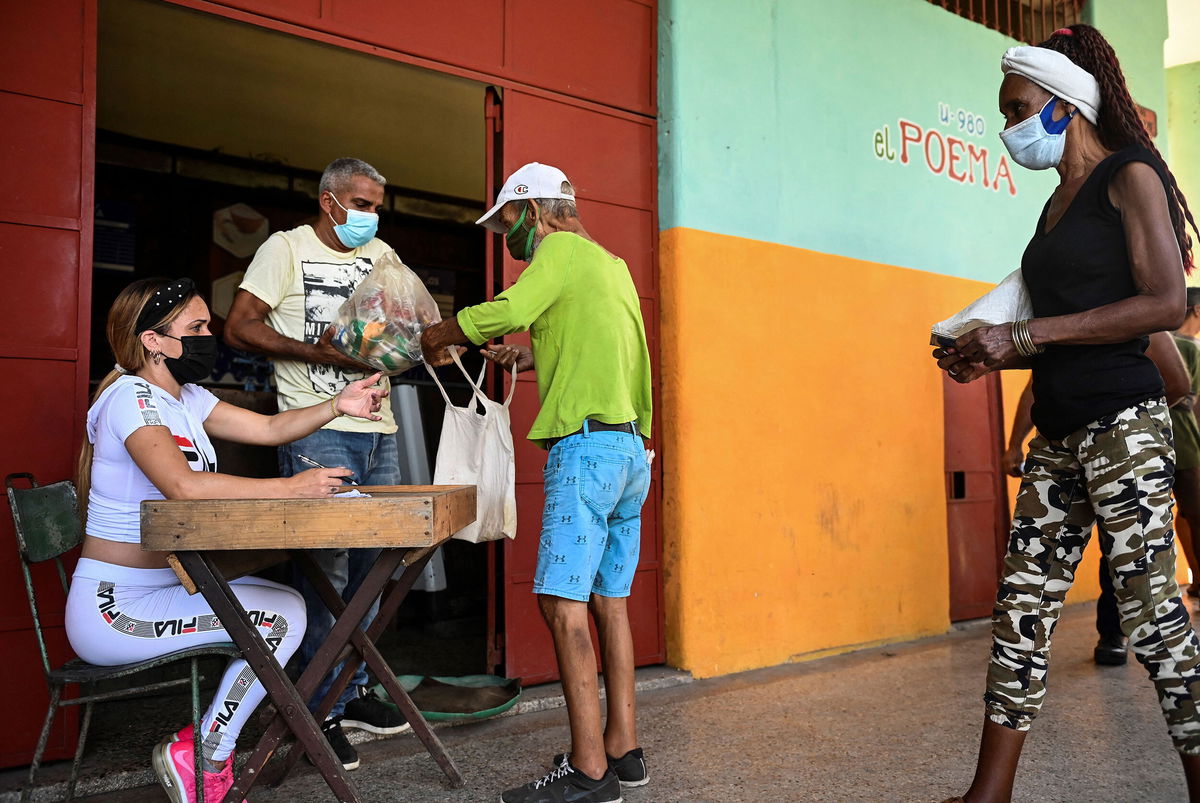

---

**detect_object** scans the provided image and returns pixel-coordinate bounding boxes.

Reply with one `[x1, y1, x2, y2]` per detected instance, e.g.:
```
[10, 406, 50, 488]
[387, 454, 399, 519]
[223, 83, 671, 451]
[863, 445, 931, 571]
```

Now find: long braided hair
[1040, 24, 1197, 273]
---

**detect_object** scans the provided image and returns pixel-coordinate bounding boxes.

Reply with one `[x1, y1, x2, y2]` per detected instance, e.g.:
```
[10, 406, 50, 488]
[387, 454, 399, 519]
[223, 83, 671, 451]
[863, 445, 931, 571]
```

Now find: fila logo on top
[513, 184, 529, 195]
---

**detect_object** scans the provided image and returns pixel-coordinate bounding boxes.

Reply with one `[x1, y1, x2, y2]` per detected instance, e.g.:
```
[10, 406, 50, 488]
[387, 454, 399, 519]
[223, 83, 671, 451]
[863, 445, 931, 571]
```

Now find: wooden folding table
[140, 485, 476, 803]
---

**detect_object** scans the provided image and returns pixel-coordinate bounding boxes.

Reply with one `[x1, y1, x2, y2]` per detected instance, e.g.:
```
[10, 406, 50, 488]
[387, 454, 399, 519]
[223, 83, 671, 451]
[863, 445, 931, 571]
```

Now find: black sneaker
[553, 749, 648, 789]
[318, 716, 359, 771]
[341, 686, 411, 736]
[501, 761, 622, 803]
[606, 749, 648, 789]
[1094, 633, 1129, 666]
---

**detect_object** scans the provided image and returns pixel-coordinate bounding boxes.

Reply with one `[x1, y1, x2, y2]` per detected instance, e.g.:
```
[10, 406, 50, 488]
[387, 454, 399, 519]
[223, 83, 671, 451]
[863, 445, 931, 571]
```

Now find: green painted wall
[659, 0, 1171, 283]
[1087, 0, 1170, 153]
[1167, 62, 1200, 239]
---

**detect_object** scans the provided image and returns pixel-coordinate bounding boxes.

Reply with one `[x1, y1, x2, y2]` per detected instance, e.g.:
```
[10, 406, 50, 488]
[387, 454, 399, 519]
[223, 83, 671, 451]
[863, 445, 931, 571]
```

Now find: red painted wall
[0, 0, 95, 768]
[499, 90, 662, 682]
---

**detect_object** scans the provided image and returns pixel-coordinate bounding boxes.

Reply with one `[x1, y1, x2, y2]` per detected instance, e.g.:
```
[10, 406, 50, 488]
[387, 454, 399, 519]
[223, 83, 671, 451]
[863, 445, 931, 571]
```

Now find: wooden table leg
[268, 548, 428, 786]
[237, 549, 408, 794]
[174, 551, 359, 803]
[280, 547, 465, 788]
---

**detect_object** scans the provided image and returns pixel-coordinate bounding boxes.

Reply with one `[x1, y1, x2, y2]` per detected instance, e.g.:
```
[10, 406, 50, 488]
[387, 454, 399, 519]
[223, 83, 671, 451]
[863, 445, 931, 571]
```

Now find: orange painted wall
[661, 227, 983, 676]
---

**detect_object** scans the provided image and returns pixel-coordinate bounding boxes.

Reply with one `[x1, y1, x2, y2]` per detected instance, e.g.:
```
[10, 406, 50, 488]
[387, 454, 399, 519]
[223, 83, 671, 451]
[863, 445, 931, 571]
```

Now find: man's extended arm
[224, 289, 367, 372]
[419, 316, 470, 367]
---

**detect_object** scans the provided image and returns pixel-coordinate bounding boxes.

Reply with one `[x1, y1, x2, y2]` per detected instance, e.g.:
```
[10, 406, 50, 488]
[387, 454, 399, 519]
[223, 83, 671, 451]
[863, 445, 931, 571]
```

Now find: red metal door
[944, 373, 1010, 622]
[494, 89, 663, 683]
[0, 0, 96, 767]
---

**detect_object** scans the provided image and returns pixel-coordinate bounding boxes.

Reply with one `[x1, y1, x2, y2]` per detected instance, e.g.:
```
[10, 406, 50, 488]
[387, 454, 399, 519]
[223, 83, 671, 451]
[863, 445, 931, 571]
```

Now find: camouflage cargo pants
[986, 398, 1200, 754]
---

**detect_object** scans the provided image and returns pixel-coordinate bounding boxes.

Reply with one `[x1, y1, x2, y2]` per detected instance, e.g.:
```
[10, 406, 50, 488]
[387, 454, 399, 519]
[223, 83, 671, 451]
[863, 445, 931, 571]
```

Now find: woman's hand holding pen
[335, 372, 390, 420]
[287, 467, 354, 497]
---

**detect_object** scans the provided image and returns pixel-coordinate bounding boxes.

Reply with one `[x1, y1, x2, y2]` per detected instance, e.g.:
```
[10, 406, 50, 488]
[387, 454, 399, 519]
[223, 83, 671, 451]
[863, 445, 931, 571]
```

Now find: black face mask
[161, 334, 217, 385]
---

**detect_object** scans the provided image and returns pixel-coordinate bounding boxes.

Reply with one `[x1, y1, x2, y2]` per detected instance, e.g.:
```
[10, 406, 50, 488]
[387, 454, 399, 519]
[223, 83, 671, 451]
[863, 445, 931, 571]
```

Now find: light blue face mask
[327, 193, 379, 248]
[998, 97, 1075, 170]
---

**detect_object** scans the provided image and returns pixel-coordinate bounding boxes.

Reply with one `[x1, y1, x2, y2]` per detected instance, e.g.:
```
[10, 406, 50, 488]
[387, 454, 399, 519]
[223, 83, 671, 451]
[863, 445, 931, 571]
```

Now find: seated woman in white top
[66, 277, 387, 803]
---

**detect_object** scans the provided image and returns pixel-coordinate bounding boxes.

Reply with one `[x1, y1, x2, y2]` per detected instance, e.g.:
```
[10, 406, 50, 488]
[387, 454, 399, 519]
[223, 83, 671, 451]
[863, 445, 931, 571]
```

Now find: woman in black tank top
[934, 26, 1200, 803]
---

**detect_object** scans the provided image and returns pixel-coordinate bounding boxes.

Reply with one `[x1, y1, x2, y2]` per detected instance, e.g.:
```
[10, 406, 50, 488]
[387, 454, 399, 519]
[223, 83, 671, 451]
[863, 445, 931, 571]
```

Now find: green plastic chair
[5, 473, 239, 802]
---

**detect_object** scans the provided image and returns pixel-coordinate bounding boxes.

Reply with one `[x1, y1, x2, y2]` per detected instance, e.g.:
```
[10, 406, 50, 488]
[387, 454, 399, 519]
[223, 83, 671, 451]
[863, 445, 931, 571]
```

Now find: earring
[152, 351, 163, 365]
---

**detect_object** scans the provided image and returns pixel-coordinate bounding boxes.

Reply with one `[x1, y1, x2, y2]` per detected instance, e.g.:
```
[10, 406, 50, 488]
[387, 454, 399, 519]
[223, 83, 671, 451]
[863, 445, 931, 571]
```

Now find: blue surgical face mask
[327, 193, 379, 248]
[999, 97, 1076, 170]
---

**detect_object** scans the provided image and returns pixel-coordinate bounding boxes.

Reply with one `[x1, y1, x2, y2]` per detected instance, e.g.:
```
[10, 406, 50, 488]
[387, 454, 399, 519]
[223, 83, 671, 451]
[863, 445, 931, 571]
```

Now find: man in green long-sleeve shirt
[421, 163, 652, 803]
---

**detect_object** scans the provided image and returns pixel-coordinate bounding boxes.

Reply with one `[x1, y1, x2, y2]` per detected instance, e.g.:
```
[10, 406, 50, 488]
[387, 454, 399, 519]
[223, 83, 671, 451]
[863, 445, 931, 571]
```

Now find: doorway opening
[94, 0, 494, 678]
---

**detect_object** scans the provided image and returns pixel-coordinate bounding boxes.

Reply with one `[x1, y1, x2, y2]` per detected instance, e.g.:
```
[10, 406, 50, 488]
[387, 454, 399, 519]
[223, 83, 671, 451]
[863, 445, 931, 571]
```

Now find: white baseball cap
[476, 162, 575, 233]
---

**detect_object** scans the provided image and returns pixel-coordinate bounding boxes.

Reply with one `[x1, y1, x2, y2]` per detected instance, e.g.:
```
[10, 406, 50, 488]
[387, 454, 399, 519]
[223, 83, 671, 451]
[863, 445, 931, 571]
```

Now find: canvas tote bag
[426, 350, 518, 543]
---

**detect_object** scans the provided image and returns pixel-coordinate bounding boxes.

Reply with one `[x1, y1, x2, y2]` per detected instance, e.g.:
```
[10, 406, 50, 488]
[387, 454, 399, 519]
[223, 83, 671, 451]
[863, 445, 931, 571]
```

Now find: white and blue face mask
[999, 97, 1076, 170]
[327, 193, 379, 248]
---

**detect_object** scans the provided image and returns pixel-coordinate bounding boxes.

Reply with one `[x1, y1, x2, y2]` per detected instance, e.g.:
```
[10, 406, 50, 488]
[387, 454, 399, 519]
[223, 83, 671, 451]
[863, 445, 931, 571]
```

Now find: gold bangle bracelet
[1025, 320, 1043, 355]
[1011, 321, 1029, 357]
[330, 397, 342, 418]
[1012, 319, 1043, 357]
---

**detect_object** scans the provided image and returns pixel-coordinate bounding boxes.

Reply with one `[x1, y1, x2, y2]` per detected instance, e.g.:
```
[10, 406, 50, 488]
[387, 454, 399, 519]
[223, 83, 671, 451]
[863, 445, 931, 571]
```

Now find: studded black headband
[134, 277, 196, 335]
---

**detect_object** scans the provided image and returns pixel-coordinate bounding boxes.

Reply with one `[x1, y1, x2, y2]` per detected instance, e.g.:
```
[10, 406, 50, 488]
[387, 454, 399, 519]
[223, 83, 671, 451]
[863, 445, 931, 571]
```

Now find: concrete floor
[55, 600, 1194, 803]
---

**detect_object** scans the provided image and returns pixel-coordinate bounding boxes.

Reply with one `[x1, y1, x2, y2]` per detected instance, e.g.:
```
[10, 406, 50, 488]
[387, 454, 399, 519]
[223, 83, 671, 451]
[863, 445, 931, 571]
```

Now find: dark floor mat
[408, 677, 521, 714]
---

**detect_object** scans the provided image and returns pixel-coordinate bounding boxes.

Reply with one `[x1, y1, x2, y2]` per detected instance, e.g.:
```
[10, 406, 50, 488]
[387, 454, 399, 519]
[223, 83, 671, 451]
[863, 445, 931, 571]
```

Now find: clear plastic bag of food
[331, 251, 442, 375]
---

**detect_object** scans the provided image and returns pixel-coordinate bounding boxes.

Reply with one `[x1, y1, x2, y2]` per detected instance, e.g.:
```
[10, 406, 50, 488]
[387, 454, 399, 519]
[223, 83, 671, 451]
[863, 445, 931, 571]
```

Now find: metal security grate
[927, 0, 1087, 45]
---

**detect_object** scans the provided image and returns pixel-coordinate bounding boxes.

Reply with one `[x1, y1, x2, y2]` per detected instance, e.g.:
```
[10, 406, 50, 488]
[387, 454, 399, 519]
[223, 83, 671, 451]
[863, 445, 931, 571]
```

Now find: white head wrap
[1001, 46, 1101, 125]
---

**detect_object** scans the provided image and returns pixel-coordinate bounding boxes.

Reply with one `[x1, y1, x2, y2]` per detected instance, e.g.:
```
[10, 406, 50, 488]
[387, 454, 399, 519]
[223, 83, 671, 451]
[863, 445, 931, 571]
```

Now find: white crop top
[85, 375, 220, 543]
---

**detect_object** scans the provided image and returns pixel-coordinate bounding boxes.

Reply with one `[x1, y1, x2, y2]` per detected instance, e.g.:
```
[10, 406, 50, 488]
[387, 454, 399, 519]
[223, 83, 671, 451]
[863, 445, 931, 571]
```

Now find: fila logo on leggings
[213, 699, 240, 728]
[96, 583, 118, 622]
[247, 610, 283, 651]
[95, 582, 228, 640]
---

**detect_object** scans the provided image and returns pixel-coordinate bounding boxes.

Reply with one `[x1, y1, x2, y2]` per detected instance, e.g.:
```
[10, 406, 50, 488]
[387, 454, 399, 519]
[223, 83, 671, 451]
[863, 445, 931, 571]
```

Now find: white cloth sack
[931, 268, 1033, 342]
[426, 351, 517, 543]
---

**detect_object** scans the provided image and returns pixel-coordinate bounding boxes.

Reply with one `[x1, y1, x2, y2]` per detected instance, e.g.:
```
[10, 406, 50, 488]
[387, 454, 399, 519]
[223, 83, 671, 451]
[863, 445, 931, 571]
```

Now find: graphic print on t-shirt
[132, 382, 163, 427]
[174, 435, 215, 473]
[301, 257, 374, 395]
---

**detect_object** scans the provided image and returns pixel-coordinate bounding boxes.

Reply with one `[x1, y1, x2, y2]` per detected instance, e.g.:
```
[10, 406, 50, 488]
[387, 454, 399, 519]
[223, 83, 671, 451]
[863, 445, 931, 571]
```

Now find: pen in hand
[295, 453, 358, 485]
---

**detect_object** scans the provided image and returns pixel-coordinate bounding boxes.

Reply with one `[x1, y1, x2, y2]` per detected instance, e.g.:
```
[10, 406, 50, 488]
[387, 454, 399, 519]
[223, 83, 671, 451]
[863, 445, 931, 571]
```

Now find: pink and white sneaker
[152, 739, 197, 803]
[169, 724, 196, 743]
[151, 739, 243, 803]
[202, 758, 240, 803]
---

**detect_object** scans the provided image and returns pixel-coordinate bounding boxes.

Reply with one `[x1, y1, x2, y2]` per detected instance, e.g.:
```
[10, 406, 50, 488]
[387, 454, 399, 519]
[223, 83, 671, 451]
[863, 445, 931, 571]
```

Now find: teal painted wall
[1167, 62, 1200, 242]
[1087, 0, 1170, 152]
[659, 0, 1171, 284]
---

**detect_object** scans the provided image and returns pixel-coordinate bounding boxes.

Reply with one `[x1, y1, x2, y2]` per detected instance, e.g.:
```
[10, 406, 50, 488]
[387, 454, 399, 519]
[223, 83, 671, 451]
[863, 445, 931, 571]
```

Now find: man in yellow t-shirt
[224, 157, 407, 771]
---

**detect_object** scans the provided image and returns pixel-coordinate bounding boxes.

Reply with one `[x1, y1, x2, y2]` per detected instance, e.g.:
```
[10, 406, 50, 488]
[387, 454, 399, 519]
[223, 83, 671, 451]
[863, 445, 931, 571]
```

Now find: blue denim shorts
[533, 425, 652, 602]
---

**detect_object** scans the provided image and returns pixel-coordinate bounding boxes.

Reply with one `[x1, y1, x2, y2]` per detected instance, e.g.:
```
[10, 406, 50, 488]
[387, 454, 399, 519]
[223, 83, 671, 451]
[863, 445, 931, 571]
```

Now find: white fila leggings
[66, 558, 305, 762]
